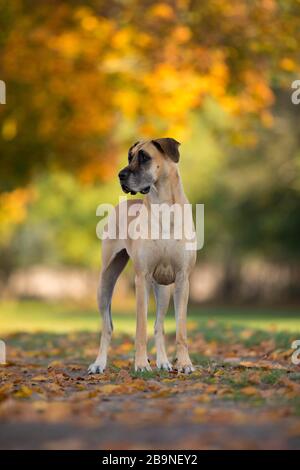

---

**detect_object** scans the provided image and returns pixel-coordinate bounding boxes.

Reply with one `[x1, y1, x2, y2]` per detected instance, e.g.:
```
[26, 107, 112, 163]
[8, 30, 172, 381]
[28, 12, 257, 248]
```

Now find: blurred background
[0, 0, 300, 333]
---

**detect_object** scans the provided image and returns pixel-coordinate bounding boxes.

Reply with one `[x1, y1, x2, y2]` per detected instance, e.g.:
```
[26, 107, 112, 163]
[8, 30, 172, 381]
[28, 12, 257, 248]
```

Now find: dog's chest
[145, 240, 188, 285]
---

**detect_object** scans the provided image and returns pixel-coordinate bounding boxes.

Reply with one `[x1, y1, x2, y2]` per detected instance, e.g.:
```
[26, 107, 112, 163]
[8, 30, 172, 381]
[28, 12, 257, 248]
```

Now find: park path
[0, 328, 300, 449]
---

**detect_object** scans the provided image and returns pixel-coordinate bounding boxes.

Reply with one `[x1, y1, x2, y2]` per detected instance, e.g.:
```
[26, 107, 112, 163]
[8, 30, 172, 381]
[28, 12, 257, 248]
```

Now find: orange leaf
[240, 386, 258, 396]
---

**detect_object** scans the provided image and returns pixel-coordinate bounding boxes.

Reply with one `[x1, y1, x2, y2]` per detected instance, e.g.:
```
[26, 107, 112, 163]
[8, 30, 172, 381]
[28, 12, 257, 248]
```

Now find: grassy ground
[1, 300, 300, 334]
[0, 300, 300, 449]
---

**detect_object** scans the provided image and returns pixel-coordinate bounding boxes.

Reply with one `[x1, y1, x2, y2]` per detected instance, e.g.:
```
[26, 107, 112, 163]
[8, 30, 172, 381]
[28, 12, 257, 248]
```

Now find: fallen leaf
[240, 386, 259, 396]
[14, 385, 33, 398]
[100, 384, 122, 394]
[31, 375, 48, 382]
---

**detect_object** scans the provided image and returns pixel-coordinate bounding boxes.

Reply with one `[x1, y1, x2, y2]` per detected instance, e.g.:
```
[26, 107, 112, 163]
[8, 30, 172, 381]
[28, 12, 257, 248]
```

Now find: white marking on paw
[176, 363, 195, 374]
[134, 362, 152, 372]
[88, 362, 105, 374]
[156, 360, 173, 371]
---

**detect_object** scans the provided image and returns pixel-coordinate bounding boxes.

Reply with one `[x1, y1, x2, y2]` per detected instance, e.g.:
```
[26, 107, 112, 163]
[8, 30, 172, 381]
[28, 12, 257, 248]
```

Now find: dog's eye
[138, 150, 151, 163]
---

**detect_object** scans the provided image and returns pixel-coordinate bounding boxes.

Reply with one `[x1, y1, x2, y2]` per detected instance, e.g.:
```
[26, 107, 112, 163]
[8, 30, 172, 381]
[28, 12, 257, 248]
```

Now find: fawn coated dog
[88, 138, 196, 374]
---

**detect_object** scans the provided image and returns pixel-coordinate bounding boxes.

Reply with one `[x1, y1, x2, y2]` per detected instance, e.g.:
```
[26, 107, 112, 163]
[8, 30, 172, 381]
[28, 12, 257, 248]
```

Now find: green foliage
[3, 173, 117, 269]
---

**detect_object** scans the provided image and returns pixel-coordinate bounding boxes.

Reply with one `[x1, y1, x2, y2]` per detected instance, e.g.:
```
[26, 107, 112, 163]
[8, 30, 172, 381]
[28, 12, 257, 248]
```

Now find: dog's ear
[151, 138, 181, 163]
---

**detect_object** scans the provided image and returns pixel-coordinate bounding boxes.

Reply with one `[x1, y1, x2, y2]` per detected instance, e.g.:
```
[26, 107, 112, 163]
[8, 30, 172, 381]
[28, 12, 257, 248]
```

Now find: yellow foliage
[150, 3, 175, 20]
[0, 0, 299, 204]
[2, 118, 17, 141]
[51, 32, 81, 58]
[172, 26, 191, 43]
[0, 188, 35, 241]
[280, 57, 297, 72]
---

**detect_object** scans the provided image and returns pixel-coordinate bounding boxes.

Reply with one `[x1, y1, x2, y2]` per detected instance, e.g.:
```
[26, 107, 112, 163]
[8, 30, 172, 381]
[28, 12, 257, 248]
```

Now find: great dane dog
[88, 138, 196, 374]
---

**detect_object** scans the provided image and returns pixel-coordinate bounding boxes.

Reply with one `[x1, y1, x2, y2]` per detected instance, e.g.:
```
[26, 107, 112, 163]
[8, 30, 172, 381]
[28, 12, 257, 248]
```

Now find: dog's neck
[146, 165, 187, 206]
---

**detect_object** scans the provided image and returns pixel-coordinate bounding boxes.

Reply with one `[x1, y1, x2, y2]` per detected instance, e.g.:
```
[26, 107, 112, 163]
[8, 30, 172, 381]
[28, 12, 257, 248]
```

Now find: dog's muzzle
[121, 184, 137, 195]
[120, 184, 151, 195]
[118, 169, 150, 195]
[118, 169, 135, 195]
[140, 186, 150, 194]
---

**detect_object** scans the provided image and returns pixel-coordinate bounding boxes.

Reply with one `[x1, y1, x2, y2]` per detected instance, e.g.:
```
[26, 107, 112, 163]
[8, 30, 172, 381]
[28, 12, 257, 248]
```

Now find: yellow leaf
[131, 379, 147, 391]
[47, 383, 63, 394]
[48, 361, 63, 368]
[206, 384, 218, 394]
[150, 389, 171, 398]
[31, 375, 47, 382]
[214, 370, 224, 377]
[197, 394, 211, 403]
[241, 386, 258, 396]
[0, 383, 13, 399]
[100, 384, 121, 394]
[14, 385, 33, 398]
[239, 361, 253, 368]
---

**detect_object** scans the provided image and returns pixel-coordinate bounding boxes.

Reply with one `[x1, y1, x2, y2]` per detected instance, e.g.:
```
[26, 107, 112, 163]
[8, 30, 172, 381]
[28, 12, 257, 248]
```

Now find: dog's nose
[118, 169, 129, 181]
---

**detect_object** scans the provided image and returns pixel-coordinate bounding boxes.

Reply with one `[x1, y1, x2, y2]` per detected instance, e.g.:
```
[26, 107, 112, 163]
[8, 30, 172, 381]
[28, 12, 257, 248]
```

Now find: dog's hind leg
[173, 272, 194, 374]
[88, 242, 129, 374]
[153, 283, 172, 371]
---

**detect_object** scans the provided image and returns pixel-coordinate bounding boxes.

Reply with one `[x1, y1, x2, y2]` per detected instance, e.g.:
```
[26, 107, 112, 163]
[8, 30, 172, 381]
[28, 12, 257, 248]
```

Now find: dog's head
[118, 138, 181, 195]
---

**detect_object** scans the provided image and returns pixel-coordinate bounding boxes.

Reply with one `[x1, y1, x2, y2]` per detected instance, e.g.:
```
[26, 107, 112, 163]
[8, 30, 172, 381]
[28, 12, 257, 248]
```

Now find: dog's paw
[134, 361, 152, 372]
[156, 359, 173, 371]
[88, 362, 105, 374]
[175, 362, 195, 374]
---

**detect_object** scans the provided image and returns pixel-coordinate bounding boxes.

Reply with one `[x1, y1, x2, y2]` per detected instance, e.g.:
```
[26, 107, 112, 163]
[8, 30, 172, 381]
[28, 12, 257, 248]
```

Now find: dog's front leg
[135, 273, 151, 372]
[153, 283, 172, 371]
[174, 273, 195, 374]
